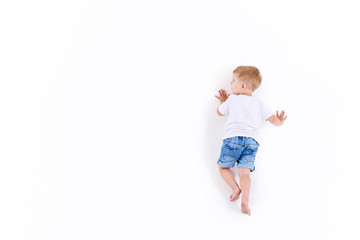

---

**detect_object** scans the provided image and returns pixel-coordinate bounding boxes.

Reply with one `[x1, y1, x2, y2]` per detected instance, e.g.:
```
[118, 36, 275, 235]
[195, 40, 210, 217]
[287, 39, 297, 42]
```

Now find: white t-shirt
[218, 94, 273, 144]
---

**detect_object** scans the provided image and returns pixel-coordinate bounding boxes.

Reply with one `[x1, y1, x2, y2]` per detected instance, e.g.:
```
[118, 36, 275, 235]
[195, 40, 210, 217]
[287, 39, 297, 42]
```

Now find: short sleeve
[260, 101, 273, 121]
[218, 95, 231, 115]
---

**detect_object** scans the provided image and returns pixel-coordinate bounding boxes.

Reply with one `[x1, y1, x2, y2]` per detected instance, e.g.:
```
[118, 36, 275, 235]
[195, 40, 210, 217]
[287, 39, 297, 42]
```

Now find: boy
[214, 66, 287, 216]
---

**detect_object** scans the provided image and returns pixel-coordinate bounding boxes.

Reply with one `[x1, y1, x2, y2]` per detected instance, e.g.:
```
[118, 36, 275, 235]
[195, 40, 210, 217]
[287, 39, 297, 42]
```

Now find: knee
[238, 168, 250, 177]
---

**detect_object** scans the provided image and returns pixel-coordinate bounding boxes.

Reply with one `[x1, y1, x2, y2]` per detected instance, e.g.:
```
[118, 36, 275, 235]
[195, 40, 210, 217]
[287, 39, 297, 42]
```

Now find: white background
[1, 0, 360, 239]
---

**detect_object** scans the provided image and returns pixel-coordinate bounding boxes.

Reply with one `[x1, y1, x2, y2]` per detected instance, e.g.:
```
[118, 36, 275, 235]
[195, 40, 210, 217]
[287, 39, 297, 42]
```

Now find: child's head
[231, 66, 262, 95]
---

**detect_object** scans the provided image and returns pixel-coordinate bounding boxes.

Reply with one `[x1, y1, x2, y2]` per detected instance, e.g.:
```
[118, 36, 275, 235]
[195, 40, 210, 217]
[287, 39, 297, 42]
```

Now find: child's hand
[276, 110, 288, 125]
[215, 89, 229, 104]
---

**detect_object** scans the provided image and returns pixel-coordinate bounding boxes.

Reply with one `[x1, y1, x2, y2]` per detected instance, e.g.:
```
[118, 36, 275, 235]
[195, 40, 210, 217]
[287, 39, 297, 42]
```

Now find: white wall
[1, 0, 359, 239]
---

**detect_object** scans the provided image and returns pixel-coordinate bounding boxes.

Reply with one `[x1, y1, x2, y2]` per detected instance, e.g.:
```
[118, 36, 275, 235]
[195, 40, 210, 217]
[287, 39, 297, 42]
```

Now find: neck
[235, 92, 252, 96]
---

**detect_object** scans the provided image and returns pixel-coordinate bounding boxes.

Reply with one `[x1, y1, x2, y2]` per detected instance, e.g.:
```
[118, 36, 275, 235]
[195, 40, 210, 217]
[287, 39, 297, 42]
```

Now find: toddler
[215, 66, 287, 216]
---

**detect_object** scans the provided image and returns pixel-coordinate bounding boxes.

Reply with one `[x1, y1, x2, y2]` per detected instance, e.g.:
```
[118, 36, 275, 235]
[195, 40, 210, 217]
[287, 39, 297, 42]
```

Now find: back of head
[233, 66, 262, 92]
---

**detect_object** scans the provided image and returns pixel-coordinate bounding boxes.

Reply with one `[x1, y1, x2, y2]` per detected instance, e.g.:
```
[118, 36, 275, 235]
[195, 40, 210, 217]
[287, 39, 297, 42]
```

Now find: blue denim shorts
[217, 136, 259, 172]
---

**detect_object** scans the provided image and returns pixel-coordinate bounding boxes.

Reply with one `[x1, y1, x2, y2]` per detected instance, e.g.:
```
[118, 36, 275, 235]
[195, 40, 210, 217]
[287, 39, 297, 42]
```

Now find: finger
[276, 110, 279, 118]
[215, 95, 219, 99]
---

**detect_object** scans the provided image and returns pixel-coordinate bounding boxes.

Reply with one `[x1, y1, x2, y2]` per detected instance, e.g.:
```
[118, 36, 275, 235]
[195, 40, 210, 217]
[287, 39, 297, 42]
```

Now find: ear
[241, 82, 246, 89]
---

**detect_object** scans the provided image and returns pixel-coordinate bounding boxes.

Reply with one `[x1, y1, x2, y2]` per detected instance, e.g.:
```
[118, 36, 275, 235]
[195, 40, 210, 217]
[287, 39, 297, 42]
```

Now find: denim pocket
[242, 144, 258, 163]
[222, 145, 237, 162]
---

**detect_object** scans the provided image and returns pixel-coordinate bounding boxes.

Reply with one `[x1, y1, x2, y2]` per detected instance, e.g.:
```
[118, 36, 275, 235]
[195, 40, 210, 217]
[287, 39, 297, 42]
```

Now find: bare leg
[238, 168, 251, 215]
[218, 165, 241, 201]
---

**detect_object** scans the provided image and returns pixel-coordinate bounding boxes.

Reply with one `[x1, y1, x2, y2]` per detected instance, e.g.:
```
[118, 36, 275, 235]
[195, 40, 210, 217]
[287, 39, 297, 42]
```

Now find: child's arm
[215, 89, 229, 116]
[266, 110, 287, 126]
[217, 107, 224, 116]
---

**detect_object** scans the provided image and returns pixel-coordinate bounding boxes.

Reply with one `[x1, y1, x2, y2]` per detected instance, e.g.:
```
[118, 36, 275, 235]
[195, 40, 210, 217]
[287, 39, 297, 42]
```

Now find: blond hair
[233, 66, 262, 91]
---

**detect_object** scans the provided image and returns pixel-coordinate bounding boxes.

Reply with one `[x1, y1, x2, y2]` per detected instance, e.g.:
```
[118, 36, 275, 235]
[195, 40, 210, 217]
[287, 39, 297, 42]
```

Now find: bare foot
[230, 188, 241, 201]
[241, 200, 251, 216]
